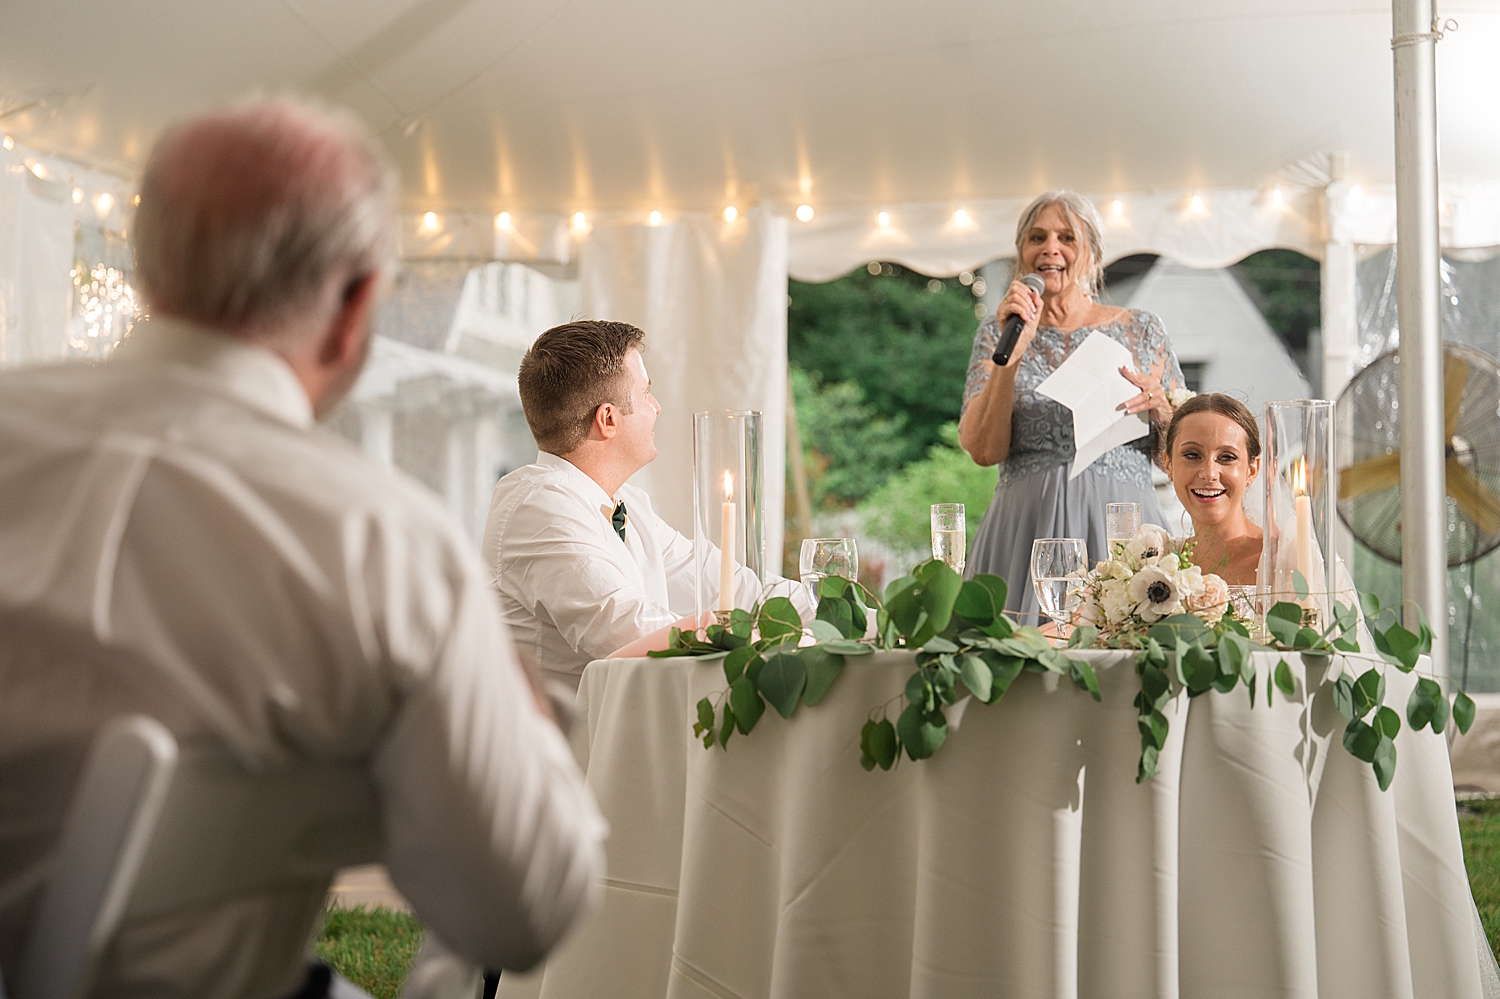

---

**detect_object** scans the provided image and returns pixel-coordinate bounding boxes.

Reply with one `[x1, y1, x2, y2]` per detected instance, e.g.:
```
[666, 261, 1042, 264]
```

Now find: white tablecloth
[500, 650, 1493, 999]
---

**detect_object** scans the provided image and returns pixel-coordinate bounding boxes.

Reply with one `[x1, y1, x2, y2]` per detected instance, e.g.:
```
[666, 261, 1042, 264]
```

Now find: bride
[1160, 393, 1263, 584]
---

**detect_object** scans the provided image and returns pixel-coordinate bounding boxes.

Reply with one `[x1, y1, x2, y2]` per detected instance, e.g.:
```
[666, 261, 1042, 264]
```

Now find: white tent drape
[579, 211, 790, 567]
[0, 165, 73, 366]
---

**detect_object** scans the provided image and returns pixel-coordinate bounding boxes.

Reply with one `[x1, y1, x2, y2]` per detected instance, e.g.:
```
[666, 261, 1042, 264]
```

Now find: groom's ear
[590, 401, 619, 442]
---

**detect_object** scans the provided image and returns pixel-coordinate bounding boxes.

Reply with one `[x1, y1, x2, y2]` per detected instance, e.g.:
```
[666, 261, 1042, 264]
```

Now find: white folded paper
[1034, 331, 1150, 479]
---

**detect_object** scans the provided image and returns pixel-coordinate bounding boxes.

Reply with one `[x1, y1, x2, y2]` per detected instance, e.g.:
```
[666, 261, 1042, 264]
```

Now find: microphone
[991, 272, 1047, 367]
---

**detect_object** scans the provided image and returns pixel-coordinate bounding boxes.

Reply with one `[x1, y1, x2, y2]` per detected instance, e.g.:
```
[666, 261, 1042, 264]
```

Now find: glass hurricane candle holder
[694, 410, 765, 626]
[1260, 399, 1338, 627]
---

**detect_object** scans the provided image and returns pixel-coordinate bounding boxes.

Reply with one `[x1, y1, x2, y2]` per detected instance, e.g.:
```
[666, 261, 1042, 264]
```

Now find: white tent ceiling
[4, 0, 1500, 224]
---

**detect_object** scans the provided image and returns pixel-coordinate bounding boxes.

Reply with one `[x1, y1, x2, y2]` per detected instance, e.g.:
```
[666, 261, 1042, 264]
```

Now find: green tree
[791, 366, 909, 508]
[789, 264, 984, 463]
[1232, 249, 1320, 375]
[857, 424, 998, 555]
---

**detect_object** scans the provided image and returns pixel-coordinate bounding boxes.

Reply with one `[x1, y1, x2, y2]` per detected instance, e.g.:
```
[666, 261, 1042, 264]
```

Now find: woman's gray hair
[1013, 190, 1106, 298]
[133, 97, 398, 337]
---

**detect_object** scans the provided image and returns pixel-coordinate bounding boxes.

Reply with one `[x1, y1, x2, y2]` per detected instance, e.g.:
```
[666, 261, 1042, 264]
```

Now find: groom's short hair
[519, 320, 646, 455]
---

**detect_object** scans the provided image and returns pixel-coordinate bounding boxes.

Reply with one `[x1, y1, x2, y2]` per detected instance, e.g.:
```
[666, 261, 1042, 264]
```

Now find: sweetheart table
[498, 649, 1492, 999]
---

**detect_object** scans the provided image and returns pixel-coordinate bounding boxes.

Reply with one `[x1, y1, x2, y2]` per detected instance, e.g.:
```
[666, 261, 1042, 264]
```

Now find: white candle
[1293, 457, 1315, 590]
[720, 470, 736, 612]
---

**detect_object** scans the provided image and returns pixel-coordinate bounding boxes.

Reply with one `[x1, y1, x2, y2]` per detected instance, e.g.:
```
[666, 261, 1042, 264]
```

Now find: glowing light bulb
[649, 210, 663, 226]
[1, 135, 11, 151]
[72, 187, 83, 204]
[723, 205, 738, 222]
[132, 194, 140, 206]
[420, 211, 440, 233]
[953, 208, 971, 226]
[1111, 199, 1123, 217]
[94, 192, 113, 216]
[877, 211, 889, 227]
[795, 204, 814, 222]
[495, 211, 511, 229]
[1272, 187, 1283, 206]
[1190, 194, 1204, 212]
[572, 211, 588, 231]
[29, 161, 46, 179]
[1350, 185, 1363, 199]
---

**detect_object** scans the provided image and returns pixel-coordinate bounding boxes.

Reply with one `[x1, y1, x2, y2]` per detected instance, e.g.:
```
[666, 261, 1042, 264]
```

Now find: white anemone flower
[1123, 525, 1172, 569]
[1128, 564, 1184, 622]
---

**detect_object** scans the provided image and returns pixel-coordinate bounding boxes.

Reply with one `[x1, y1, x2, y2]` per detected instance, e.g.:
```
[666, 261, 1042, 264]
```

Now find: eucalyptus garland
[650, 560, 1477, 791]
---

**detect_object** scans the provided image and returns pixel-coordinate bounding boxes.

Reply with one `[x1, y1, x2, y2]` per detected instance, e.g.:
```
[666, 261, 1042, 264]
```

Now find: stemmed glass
[1105, 502, 1141, 557]
[1031, 538, 1088, 641]
[800, 538, 858, 602]
[930, 504, 966, 573]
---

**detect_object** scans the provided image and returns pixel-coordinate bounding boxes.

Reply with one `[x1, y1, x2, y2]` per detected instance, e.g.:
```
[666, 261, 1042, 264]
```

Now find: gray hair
[133, 97, 398, 336]
[1013, 190, 1106, 298]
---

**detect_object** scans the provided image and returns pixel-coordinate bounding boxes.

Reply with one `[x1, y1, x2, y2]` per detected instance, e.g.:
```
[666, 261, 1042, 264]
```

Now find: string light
[495, 212, 511, 229]
[1111, 199, 1123, 218]
[795, 204, 814, 222]
[72, 187, 83, 204]
[572, 211, 589, 232]
[1189, 194, 1204, 213]
[1272, 187, 1283, 206]
[94, 192, 113, 217]
[723, 205, 738, 222]
[28, 161, 46, 179]
[867, 261, 881, 275]
[132, 194, 140, 206]
[1350, 185, 1364, 199]
[649, 210, 663, 226]
[1, 135, 11, 151]
[953, 208, 971, 226]
[419, 211, 440, 233]
[69, 262, 140, 359]
[877, 211, 889, 227]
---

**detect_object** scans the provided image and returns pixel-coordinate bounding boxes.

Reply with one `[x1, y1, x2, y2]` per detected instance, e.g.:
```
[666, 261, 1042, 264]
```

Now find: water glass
[1031, 538, 1087, 638]
[930, 503, 966, 573]
[800, 538, 858, 602]
[1106, 502, 1142, 555]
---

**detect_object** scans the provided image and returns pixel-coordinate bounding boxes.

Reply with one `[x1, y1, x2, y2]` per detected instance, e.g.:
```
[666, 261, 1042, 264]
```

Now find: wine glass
[930, 504, 966, 573]
[1105, 502, 1141, 557]
[1031, 538, 1088, 640]
[800, 538, 858, 603]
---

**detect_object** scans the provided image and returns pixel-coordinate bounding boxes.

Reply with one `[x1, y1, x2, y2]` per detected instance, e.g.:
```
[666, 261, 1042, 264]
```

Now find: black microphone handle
[991, 311, 1028, 366]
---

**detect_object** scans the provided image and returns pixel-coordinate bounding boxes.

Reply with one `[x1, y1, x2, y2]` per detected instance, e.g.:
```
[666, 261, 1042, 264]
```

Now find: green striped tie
[611, 501, 627, 542]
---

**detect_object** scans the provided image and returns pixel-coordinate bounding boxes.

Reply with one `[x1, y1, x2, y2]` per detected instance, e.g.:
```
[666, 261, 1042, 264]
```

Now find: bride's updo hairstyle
[1161, 393, 1261, 465]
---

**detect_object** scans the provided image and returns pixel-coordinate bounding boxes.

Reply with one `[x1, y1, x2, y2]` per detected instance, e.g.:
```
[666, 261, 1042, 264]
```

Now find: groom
[484, 320, 768, 692]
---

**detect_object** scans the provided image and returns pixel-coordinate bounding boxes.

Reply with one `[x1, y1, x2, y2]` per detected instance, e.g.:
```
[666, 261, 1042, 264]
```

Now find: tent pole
[1392, 0, 1449, 680]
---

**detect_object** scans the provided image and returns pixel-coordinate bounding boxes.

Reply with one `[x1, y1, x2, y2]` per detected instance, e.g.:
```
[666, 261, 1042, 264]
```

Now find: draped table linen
[499, 650, 1488, 999]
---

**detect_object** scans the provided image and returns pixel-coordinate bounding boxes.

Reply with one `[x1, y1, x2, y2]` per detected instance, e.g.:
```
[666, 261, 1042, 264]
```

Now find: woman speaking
[959, 190, 1186, 621]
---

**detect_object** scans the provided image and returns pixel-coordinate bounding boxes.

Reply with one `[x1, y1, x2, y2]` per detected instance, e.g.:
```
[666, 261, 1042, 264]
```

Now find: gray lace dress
[962, 308, 1185, 623]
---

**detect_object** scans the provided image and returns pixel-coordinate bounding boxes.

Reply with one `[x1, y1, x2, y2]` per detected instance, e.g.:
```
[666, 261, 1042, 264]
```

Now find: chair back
[15, 716, 382, 999]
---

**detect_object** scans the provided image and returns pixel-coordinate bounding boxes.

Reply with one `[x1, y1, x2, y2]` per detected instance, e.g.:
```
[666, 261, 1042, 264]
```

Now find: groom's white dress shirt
[483, 452, 762, 691]
[0, 318, 606, 999]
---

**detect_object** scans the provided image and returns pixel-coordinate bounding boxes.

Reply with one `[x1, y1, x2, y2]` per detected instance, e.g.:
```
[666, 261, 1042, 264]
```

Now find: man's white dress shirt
[0, 318, 606, 998]
[483, 452, 763, 691]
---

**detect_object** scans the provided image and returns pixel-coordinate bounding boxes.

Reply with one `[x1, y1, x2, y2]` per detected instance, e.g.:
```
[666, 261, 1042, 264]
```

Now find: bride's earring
[1180, 510, 1193, 536]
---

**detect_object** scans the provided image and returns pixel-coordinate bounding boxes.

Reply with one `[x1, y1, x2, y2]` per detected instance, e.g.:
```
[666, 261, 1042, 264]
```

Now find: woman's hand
[1118, 362, 1173, 423]
[993, 279, 1044, 368]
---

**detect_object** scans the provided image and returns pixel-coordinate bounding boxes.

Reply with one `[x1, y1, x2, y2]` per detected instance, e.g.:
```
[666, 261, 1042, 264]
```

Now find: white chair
[14, 716, 382, 999]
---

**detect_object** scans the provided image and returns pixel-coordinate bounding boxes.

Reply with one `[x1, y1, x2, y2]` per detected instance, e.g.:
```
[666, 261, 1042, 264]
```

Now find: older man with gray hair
[0, 99, 604, 998]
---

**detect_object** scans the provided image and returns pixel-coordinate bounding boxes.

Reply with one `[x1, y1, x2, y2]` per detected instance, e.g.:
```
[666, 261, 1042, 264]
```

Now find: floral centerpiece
[1075, 525, 1234, 638]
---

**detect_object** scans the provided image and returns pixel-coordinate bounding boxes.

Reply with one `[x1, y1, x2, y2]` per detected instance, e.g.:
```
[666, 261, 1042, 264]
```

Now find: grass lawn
[320, 808, 1500, 997]
[316, 905, 423, 999]
[1462, 797, 1500, 956]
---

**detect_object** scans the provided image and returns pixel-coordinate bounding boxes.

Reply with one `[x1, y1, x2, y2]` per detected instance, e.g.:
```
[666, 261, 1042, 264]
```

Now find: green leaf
[1359, 590, 1381, 620]
[972, 574, 1009, 616]
[1373, 736, 1397, 791]
[884, 573, 919, 607]
[1148, 614, 1208, 648]
[845, 592, 868, 637]
[723, 646, 758, 685]
[809, 618, 845, 644]
[1455, 690, 1478, 735]
[1182, 643, 1219, 695]
[817, 574, 849, 599]
[897, 701, 947, 759]
[718, 701, 735, 748]
[954, 580, 996, 625]
[696, 697, 716, 735]
[1292, 569, 1310, 601]
[959, 654, 992, 702]
[800, 647, 844, 706]
[1293, 627, 1322, 649]
[1137, 743, 1161, 783]
[758, 649, 808, 719]
[757, 597, 803, 641]
[729, 675, 763, 734]
[859, 719, 877, 771]
[1373, 705, 1401, 739]
[1266, 602, 1304, 646]
[1433, 687, 1451, 734]
[1037, 648, 1072, 675]
[1352, 667, 1385, 719]
[815, 596, 854, 639]
[1332, 637, 1360, 653]
[1218, 631, 1246, 676]
[1274, 659, 1296, 697]
[1141, 662, 1170, 706]
[986, 654, 1025, 703]
[823, 639, 873, 656]
[1139, 708, 1169, 750]
[1343, 718, 1381, 762]
[1407, 676, 1441, 732]
[906, 671, 934, 712]
[870, 718, 898, 770]
[1067, 625, 1098, 650]
[1071, 658, 1101, 701]
[922, 636, 959, 654]
[918, 560, 964, 633]
[1332, 673, 1357, 722]
[887, 587, 923, 639]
